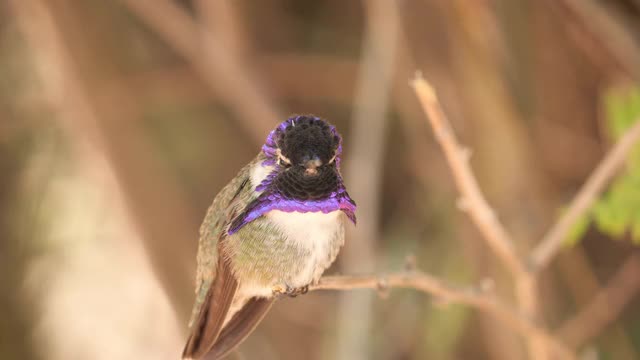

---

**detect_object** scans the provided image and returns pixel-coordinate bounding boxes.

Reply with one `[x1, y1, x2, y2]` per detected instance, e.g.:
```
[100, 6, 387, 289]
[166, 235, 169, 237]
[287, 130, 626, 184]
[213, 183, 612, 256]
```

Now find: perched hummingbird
[182, 115, 356, 360]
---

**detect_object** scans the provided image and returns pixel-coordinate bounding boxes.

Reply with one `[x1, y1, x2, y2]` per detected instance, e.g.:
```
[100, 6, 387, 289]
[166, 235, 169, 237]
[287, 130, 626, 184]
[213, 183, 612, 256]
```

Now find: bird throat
[227, 162, 356, 234]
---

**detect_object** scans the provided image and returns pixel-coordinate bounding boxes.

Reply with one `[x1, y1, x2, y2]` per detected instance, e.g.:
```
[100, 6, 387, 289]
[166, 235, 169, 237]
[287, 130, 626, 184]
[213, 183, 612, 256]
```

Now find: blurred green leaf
[565, 210, 591, 247]
[570, 87, 640, 246]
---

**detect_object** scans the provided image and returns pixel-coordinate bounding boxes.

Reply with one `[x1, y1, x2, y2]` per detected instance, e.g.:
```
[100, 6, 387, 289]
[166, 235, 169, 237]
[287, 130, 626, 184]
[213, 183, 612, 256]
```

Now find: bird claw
[292, 285, 309, 297]
[272, 284, 309, 298]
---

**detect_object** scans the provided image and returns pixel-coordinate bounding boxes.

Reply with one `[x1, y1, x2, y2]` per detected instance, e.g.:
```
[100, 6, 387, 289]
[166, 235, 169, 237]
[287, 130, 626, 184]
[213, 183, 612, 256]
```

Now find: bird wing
[205, 297, 276, 360]
[183, 158, 261, 359]
[187, 161, 256, 329]
[182, 252, 238, 359]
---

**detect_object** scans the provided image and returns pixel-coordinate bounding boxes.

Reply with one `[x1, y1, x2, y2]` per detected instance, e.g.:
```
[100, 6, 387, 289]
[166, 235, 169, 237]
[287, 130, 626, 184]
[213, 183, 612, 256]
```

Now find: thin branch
[409, 74, 528, 278]
[312, 272, 574, 359]
[558, 253, 640, 348]
[531, 120, 640, 272]
[313, 273, 490, 304]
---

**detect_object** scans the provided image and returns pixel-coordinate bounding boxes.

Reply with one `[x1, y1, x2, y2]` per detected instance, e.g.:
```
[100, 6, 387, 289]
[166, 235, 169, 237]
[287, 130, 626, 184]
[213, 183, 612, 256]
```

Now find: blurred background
[3, 0, 640, 359]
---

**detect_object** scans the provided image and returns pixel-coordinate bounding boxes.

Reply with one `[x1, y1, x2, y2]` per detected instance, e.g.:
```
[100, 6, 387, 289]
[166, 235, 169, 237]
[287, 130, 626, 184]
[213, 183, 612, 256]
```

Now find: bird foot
[272, 284, 309, 298]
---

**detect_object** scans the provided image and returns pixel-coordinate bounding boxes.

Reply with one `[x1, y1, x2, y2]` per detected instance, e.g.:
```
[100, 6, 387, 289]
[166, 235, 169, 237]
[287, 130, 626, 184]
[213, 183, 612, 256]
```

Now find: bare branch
[558, 253, 640, 348]
[410, 74, 574, 360]
[312, 272, 575, 359]
[409, 74, 528, 278]
[531, 120, 640, 271]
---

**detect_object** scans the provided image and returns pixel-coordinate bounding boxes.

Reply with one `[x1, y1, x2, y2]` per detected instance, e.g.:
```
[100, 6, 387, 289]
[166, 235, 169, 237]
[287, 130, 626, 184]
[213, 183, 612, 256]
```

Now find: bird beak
[304, 158, 322, 176]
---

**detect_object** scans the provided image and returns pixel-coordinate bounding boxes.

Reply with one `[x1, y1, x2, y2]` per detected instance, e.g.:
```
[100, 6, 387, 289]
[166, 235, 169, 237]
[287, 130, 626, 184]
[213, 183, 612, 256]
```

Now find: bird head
[260, 115, 344, 200]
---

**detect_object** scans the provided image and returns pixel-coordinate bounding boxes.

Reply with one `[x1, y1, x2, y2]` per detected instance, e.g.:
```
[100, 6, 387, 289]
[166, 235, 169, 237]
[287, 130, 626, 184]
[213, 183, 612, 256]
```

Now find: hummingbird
[182, 115, 356, 360]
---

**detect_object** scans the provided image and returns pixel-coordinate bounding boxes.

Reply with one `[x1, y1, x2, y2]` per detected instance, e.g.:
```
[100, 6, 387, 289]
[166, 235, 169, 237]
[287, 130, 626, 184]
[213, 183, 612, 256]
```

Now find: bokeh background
[3, 0, 640, 359]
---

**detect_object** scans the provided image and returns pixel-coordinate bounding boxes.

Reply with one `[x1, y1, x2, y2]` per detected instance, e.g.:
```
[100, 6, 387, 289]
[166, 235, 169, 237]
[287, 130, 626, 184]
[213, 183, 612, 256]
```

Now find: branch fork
[407, 71, 640, 359]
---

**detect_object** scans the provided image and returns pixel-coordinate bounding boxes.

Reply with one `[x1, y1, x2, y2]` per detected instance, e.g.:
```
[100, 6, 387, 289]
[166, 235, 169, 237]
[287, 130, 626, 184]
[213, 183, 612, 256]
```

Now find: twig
[558, 253, 640, 348]
[531, 120, 640, 272]
[311, 271, 574, 359]
[409, 74, 528, 279]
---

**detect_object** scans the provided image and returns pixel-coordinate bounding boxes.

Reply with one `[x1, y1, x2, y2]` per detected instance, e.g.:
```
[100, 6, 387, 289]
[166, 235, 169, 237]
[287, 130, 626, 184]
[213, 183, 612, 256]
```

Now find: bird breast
[266, 209, 344, 287]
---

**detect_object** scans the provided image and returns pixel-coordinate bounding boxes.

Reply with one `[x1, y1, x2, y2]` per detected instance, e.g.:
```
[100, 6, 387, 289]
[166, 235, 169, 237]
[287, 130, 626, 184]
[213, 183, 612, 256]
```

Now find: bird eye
[276, 148, 293, 168]
[278, 158, 292, 168]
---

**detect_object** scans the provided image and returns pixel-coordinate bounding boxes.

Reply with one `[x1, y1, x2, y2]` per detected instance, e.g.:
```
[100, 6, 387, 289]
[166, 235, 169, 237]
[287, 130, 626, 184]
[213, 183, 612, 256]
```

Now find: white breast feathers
[267, 210, 343, 287]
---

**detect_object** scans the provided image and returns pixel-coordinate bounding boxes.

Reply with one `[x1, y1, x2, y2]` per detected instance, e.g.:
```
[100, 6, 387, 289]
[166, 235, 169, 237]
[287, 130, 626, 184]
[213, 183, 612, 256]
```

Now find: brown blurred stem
[194, 0, 250, 58]
[558, 253, 640, 348]
[11, 0, 198, 324]
[531, 120, 640, 272]
[117, 0, 279, 144]
[335, 0, 399, 359]
[551, 0, 640, 80]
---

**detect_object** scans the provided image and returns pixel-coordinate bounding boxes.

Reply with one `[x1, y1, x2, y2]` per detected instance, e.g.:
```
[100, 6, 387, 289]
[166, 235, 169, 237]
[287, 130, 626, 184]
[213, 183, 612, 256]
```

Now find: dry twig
[409, 74, 528, 279]
[531, 120, 640, 271]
